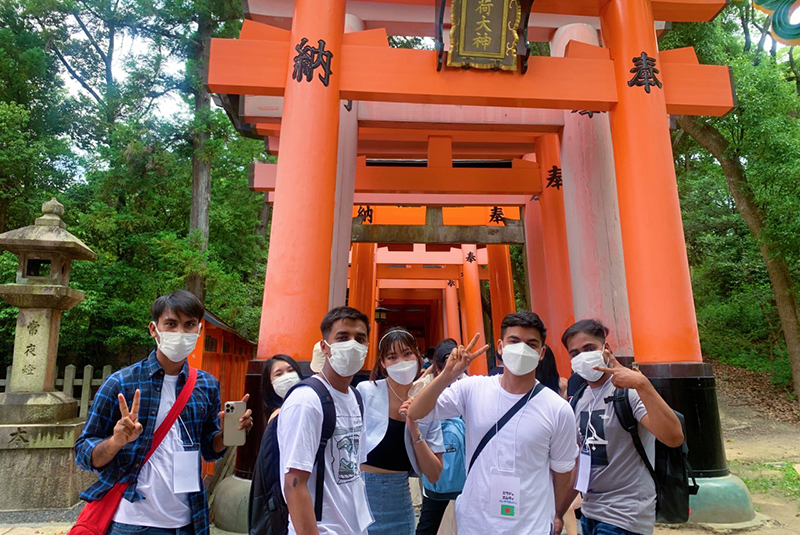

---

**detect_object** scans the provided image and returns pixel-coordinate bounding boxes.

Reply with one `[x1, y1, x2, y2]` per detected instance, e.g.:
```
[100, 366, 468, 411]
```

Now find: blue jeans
[581, 516, 643, 535]
[364, 471, 415, 535]
[107, 522, 193, 535]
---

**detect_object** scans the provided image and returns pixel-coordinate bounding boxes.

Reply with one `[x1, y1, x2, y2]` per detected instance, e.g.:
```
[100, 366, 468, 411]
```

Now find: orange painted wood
[564, 40, 611, 60]
[442, 206, 521, 226]
[256, 0, 347, 363]
[487, 245, 517, 344]
[349, 0, 727, 21]
[343, 28, 390, 47]
[352, 205, 427, 225]
[462, 245, 488, 375]
[534, 138, 575, 377]
[209, 39, 733, 116]
[239, 20, 289, 41]
[444, 283, 462, 344]
[602, 0, 703, 363]
[348, 243, 378, 369]
[253, 162, 540, 195]
[663, 63, 735, 116]
[377, 264, 461, 281]
[660, 47, 700, 64]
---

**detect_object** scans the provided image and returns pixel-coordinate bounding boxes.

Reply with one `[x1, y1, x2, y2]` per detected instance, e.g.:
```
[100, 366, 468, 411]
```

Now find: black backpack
[248, 377, 364, 535]
[570, 384, 699, 524]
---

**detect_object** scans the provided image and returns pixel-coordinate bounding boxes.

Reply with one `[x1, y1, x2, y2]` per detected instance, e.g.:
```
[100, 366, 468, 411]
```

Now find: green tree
[663, 5, 800, 397]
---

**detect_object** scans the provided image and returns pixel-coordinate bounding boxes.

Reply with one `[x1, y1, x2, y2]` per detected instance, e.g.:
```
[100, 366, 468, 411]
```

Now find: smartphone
[223, 401, 246, 447]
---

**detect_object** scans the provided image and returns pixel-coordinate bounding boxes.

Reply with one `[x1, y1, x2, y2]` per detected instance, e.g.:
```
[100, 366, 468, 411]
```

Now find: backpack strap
[468, 383, 545, 472]
[292, 377, 334, 522]
[612, 388, 656, 482]
[350, 384, 364, 417]
[284, 377, 364, 522]
[569, 382, 589, 411]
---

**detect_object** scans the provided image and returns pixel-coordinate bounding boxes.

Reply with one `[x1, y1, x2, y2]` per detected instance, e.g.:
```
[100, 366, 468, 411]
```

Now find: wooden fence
[0, 364, 114, 418]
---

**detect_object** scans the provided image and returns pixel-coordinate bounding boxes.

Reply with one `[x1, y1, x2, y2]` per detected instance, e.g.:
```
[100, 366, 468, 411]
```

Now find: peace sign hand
[112, 389, 143, 448]
[444, 333, 489, 379]
[593, 352, 648, 390]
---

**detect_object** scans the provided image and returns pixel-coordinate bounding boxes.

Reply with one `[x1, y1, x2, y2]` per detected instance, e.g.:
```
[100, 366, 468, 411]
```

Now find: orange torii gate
[206, 0, 753, 526]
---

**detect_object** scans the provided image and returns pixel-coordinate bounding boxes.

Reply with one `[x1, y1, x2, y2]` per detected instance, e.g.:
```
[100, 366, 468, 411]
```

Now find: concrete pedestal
[0, 414, 92, 510]
[212, 475, 251, 533]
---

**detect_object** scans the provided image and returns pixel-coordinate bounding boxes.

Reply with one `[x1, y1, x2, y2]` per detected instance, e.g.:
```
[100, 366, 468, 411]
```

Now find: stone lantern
[0, 198, 96, 510]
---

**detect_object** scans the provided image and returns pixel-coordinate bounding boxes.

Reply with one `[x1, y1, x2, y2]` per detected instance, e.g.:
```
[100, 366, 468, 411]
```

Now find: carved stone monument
[0, 198, 96, 510]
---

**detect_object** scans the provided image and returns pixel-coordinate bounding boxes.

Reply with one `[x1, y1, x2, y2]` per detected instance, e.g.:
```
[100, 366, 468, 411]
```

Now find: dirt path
[655, 381, 800, 535]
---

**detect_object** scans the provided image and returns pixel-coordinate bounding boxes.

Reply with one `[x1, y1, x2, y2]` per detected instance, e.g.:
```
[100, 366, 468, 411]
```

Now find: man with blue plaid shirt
[75, 290, 254, 535]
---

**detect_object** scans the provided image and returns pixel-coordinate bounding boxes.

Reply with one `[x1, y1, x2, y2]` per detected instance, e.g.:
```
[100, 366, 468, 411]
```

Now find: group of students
[253, 305, 684, 535]
[73, 290, 683, 535]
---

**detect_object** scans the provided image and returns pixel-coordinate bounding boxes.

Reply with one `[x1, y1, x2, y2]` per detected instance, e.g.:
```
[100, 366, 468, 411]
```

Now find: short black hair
[433, 338, 458, 372]
[561, 319, 609, 349]
[500, 311, 547, 342]
[320, 306, 370, 338]
[151, 289, 204, 323]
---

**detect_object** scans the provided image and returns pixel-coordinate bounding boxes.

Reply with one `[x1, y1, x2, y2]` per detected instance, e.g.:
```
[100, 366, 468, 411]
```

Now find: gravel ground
[0, 503, 83, 525]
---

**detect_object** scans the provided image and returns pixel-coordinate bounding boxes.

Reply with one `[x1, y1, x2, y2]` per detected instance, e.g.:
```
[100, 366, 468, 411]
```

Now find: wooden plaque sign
[448, 0, 521, 71]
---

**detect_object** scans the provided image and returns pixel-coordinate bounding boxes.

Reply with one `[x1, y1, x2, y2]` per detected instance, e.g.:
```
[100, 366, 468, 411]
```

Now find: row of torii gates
[207, 0, 756, 525]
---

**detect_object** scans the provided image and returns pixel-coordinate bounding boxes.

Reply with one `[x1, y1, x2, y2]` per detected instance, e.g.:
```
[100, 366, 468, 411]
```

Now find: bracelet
[413, 434, 424, 445]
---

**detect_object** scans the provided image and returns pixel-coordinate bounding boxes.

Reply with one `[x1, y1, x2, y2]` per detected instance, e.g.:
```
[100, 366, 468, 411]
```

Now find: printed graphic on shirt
[579, 410, 609, 466]
[330, 424, 362, 484]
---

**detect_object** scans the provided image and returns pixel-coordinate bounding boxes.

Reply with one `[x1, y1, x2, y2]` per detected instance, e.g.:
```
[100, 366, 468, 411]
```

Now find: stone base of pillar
[687, 475, 757, 525]
[211, 475, 251, 533]
[0, 391, 77, 424]
[0, 418, 92, 510]
[638, 362, 756, 525]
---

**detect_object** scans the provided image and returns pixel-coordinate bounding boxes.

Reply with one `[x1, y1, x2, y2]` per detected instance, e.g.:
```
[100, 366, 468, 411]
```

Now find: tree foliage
[663, 3, 800, 396]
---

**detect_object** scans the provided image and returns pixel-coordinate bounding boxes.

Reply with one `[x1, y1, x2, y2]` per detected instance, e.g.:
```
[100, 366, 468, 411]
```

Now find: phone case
[223, 401, 247, 447]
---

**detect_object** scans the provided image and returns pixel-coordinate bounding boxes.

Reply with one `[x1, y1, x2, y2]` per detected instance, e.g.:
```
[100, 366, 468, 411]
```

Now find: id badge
[490, 469, 521, 519]
[574, 445, 591, 494]
[173, 450, 201, 493]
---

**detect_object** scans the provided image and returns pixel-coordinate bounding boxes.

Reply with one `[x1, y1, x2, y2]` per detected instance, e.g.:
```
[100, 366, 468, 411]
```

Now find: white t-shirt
[422, 375, 578, 535]
[114, 374, 192, 528]
[278, 377, 373, 535]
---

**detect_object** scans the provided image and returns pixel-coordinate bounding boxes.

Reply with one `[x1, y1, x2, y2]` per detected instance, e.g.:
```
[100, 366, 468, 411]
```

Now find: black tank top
[365, 418, 412, 472]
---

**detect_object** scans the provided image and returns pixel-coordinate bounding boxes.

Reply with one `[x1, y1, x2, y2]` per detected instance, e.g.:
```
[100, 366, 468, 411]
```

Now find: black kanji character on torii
[292, 38, 334, 87]
[571, 110, 606, 119]
[357, 205, 374, 224]
[447, 280, 456, 287]
[627, 52, 662, 94]
[466, 252, 477, 263]
[489, 206, 505, 224]
[546, 165, 563, 190]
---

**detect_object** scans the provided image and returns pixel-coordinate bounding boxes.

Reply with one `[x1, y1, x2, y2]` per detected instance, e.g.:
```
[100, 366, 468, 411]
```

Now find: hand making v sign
[593, 352, 648, 390]
[444, 333, 490, 379]
[113, 389, 144, 448]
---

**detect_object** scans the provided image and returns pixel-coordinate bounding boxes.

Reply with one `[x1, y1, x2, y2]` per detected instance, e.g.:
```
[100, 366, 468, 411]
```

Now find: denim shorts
[363, 471, 415, 535]
[107, 522, 193, 535]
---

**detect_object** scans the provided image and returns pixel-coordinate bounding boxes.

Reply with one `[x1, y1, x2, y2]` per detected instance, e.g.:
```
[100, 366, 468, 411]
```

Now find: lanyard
[493, 380, 536, 473]
[582, 380, 611, 450]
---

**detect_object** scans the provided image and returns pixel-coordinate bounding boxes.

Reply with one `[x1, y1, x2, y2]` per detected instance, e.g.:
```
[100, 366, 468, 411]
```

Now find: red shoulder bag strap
[143, 366, 198, 464]
[69, 367, 199, 535]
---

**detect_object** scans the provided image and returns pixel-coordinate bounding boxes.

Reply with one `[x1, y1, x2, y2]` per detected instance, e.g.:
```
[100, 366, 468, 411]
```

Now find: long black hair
[536, 345, 561, 394]
[261, 354, 304, 415]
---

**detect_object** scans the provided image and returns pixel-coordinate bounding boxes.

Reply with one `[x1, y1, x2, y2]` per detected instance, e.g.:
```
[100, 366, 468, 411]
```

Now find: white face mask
[324, 339, 368, 377]
[571, 350, 606, 382]
[386, 360, 418, 385]
[154, 324, 201, 363]
[501, 342, 542, 376]
[272, 371, 300, 399]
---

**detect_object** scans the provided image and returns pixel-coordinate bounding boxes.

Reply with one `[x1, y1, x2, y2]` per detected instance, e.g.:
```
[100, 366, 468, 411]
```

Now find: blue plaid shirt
[75, 351, 225, 534]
